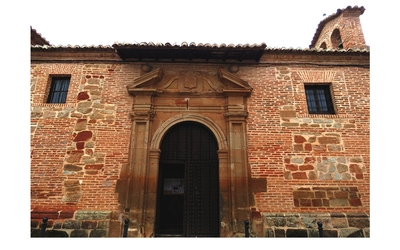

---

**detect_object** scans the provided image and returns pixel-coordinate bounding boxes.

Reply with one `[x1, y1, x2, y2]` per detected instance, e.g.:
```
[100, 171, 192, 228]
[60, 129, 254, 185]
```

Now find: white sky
[29, 0, 373, 49]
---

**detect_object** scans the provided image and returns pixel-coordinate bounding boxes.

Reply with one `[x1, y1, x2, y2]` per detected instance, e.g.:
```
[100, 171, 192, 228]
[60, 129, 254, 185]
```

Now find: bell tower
[310, 6, 368, 50]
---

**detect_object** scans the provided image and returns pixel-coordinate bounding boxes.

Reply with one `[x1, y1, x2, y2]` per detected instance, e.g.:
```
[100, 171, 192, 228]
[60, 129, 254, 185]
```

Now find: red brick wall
[31, 52, 369, 236]
[31, 63, 137, 212]
[244, 60, 369, 213]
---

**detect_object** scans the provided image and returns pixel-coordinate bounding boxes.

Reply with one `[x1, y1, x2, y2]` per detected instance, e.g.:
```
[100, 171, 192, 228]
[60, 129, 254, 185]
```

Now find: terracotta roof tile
[31, 40, 369, 64]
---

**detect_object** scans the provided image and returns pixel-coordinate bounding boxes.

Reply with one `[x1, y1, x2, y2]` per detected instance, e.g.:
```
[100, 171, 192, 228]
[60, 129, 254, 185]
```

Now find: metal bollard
[317, 221, 323, 237]
[244, 220, 250, 237]
[40, 218, 48, 237]
[123, 218, 129, 237]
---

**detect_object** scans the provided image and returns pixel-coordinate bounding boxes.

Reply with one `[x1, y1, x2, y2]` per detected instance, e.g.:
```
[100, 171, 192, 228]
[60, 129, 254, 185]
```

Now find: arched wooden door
[155, 121, 220, 237]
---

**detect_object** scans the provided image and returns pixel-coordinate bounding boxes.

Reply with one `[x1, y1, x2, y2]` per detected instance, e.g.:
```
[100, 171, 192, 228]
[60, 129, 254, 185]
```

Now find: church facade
[30, 6, 370, 237]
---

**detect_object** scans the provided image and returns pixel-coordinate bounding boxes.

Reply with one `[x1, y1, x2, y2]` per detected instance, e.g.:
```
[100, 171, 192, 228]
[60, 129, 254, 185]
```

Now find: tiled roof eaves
[31, 42, 267, 50]
[112, 41, 267, 49]
[31, 44, 369, 61]
[31, 44, 369, 53]
[264, 47, 369, 54]
[309, 5, 365, 48]
[31, 44, 115, 51]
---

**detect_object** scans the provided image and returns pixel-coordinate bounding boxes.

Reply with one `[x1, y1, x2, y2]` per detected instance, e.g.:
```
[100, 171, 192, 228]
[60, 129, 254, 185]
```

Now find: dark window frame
[46, 76, 70, 103]
[305, 84, 335, 114]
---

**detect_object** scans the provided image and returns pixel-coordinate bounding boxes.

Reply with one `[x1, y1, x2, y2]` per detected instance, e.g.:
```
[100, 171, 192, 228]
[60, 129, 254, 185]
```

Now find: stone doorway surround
[116, 66, 252, 237]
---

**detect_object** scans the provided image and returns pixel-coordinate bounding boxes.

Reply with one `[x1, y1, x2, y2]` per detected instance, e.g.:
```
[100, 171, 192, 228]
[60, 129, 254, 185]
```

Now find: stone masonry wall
[261, 212, 369, 237]
[31, 210, 125, 237]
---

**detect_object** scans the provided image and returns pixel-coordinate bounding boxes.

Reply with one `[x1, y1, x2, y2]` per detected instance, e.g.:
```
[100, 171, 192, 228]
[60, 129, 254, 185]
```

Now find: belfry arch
[117, 66, 253, 237]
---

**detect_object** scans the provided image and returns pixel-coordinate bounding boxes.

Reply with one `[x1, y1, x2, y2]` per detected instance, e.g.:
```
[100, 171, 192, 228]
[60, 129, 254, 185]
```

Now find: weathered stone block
[349, 198, 362, 206]
[280, 110, 296, 118]
[264, 228, 275, 237]
[264, 215, 286, 227]
[63, 220, 81, 229]
[89, 229, 108, 237]
[43, 230, 69, 237]
[323, 229, 339, 237]
[71, 229, 89, 237]
[64, 164, 83, 172]
[299, 199, 312, 206]
[308, 229, 320, 237]
[82, 220, 97, 229]
[329, 198, 349, 207]
[73, 131, 93, 142]
[85, 164, 104, 170]
[294, 135, 307, 143]
[75, 211, 111, 220]
[347, 217, 369, 228]
[292, 172, 308, 179]
[293, 190, 315, 199]
[299, 164, 314, 170]
[286, 229, 308, 237]
[311, 199, 323, 207]
[340, 228, 364, 237]
[286, 214, 300, 227]
[293, 144, 304, 151]
[109, 220, 122, 237]
[62, 193, 81, 203]
[275, 228, 285, 237]
[53, 221, 62, 229]
[65, 150, 84, 163]
[98, 220, 110, 229]
[77, 91, 90, 101]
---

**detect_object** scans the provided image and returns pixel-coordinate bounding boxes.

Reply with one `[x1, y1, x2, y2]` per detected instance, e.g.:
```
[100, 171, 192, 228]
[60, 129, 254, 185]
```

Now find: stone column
[142, 148, 161, 237]
[224, 93, 251, 235]
[125, 90, 156, 237]
[218, 149, 231, 237]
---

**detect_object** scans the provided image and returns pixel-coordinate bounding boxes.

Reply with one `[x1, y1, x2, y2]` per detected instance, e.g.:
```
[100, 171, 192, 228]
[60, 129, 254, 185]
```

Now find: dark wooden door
[155, 121, 220, 237]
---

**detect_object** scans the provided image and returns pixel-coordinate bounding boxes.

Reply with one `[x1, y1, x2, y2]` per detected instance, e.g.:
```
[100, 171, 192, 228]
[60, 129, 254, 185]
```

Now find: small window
[47, 77, 70, 103]
[305, 85, 335, 114]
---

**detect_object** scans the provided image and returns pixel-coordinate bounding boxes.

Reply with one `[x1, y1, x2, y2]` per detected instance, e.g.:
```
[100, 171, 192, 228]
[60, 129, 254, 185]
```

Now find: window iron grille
[305, 85, 335, 114]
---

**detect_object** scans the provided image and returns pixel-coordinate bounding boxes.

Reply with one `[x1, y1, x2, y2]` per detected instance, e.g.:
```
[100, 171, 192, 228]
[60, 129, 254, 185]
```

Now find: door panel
[155, 121, 219, 237]
[156, 164, 185, 235]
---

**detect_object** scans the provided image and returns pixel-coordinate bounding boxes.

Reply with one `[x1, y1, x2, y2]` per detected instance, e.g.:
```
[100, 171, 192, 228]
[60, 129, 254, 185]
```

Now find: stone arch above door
[151, 113, 228, 151]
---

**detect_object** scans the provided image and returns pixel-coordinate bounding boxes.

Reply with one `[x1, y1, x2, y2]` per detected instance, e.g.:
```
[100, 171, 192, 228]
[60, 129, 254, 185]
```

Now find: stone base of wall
[260, 212, 369, 237]
[31, 210, 370, 237]
[31, 210, 124, 237]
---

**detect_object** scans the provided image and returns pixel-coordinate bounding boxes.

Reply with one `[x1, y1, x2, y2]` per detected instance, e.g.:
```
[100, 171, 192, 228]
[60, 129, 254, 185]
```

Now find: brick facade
[31, 6, 369, 237]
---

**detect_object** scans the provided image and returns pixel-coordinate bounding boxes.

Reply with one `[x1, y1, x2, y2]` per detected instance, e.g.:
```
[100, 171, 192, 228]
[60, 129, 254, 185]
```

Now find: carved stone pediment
[127, 68, 252, 96]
